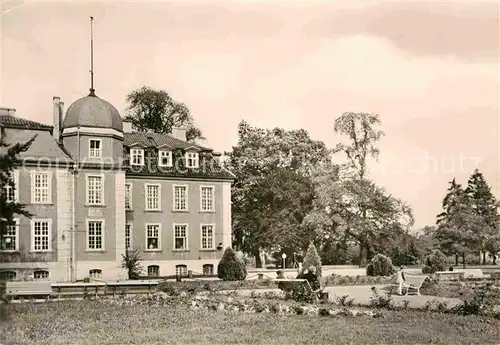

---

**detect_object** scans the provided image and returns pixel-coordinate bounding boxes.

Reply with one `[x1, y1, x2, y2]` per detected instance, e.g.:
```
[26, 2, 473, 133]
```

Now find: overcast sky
[1, 0, 498, 229]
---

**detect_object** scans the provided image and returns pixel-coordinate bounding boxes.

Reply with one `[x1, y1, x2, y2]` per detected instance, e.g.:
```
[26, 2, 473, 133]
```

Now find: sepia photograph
[0, 0, 499, 344]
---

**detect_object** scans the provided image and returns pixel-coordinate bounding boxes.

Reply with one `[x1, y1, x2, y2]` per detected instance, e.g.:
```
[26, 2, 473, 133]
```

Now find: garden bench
[435, 271, 465, 281]
[389, 274, 428, 296]
[52, 282, 106, 299]
[3, 281, 54, 300]
[105, 281, 159, 296]
[275, 278, 327, 300]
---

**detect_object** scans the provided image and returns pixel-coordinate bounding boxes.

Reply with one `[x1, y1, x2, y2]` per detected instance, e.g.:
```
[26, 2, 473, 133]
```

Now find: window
[89, 269, 102, 279]
[158, 150, 172, 167]
[174, 224, 188, 250]
[200, 186, 214, 211]
[31, 172, 51, 204]
[34, 270, 49, 280]
[185, 152, 199, 168]
[125, 223, 132, 249]
[201, 225, 214, 250]
[0, 219, 18, 251]
[175, 265, 188, 277]
[131, 148, 144, 165]
[203, 264, 214, 276]
[3, 170, 18, 202]
[87, 220, 104, 250]
[147, 265, 159, 277]
[0, 271, 16, 281]
[125, 183, 132, 209]
[86, 175, 103, 205]
[145, 184, 160, 211]
[146, 224, 160, 250]
[31, 219, 51, 252]
[89, 139, 102, 158]
[173, 185, 188, 211]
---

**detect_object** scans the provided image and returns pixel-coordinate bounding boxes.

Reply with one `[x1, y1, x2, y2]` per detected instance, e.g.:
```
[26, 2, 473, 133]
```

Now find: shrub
[369, 287, 393, 309]
[217, 247, 247, 281]
[302, 243, 322, 277]
[366, 254, 395, 277]
[422, 250, 447, 274]
[121, 248, 143, 280]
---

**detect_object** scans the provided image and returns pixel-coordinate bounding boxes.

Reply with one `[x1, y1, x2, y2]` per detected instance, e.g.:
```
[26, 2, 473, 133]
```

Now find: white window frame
[173, 184, 188, 211]
[31, 171, 52, 204]
[125, 222, 132, 249]
[86, 174, 104, 206]
[200, 224, 215, 250]
[200, 185, 215, 212]
[86, 219, 105, 251]
[130, 148, 144, 166]
[4, 169, 19, 203]
[185, 151, 199, 168]
[202, 264, 214, 276]
[89, 269, 102, 279]
[145, 223, 161, 251]
[33, 270, 49, 280]
[158, 150, 173, 167]
[145, 183, 161, 211]
[173, 223, 188, 251]
[89, 138, 102, 158]
[147, 265, 160, 276]
[0, 218, 19, 252]
[30, 218, 52, 252]
[125, 183, 132, 210]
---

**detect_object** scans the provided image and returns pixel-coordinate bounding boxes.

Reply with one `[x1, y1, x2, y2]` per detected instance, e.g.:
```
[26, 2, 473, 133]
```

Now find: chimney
[171, 127, 186, 142]
[53, 97, 61, 142]
[123, 121, 133, 133]
[0, 107, 16, 116]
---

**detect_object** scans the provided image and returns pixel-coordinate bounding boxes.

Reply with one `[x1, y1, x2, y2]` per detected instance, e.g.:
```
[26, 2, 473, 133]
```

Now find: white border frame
[88, 138, 103, 159]
[158, 150, 173, 167]
[144, 183, 161, 211]
[172, 184, 189, 211]
[85, 173, 105, 206]
[200, 224, 215, 250]
[199, 185, 215, 212]
[145, 223, 162, 251]
[125, 222, 133, 250]
[184, 151, 199, 168]
[30, 218, 53, 252]
[130, 148, 145, 166]
[0, 218, 19, 252]
[86, 218, 106, 251]
[125, 182, 133, 210]
[30, 171, 52, 204]
[173, 223, 189, 251]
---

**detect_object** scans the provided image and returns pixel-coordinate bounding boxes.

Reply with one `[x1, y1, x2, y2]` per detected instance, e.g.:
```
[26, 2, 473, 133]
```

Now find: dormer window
[130, 148, 144, 165]
[185, 152, 199, 168]
[89, 139, 102, 158]
[158, 150, 172, 167]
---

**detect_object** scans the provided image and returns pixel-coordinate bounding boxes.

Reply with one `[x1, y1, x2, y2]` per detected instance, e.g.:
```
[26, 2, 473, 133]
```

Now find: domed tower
[59, 17, 127, 281]
[61, 92, 124, 162]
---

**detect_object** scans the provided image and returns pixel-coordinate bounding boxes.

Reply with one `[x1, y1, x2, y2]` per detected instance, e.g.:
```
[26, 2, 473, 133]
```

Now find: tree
[314, 112, 413, 266]
[217, 247, 247, 281]
[465, 169, 500, 264]
[226, 121, 332, 267]
[121, 248, 143, 279]
[302, 242, 322, 277]
[434, 181, 484, 268]
[124, 86, 203, 142]
[0, 136, 35, 241]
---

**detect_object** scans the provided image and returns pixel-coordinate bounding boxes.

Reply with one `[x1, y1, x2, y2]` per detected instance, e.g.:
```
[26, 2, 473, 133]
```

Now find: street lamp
[282, 253, 287, 269]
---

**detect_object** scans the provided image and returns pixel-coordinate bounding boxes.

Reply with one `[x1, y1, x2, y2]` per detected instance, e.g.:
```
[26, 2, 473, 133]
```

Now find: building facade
[0, 93, 234, 282]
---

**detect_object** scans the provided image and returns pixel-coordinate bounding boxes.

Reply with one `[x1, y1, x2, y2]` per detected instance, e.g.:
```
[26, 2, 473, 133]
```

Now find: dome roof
[62, 93, 123, 132]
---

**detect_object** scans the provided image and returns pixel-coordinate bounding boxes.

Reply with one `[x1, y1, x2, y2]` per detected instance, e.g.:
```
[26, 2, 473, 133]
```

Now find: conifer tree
[0, 135, 35, 241]
[465, 169, 500, 264]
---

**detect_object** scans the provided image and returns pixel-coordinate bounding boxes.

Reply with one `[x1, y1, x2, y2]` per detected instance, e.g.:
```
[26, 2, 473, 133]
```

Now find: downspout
[71, 125, 80, 281]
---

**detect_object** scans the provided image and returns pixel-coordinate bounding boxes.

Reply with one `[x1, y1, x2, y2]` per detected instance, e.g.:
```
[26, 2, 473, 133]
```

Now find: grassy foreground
[1, 301, 499, 345]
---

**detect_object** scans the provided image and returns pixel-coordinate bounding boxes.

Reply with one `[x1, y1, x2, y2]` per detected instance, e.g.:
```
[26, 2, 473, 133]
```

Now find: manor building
[0, 92, 234, 282]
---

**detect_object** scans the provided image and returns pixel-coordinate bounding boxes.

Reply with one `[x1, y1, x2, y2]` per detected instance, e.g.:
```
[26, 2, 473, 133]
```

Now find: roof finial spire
[89, 16, 95, 96]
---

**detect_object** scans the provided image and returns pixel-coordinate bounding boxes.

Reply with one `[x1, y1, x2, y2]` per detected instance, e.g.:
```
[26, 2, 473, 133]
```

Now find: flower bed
[99, 292, 382, 318]
[322, 274, 396, 286]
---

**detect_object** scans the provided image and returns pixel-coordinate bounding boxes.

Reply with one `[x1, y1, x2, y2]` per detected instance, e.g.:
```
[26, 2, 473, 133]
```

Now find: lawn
[1, 301, 499, 345]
